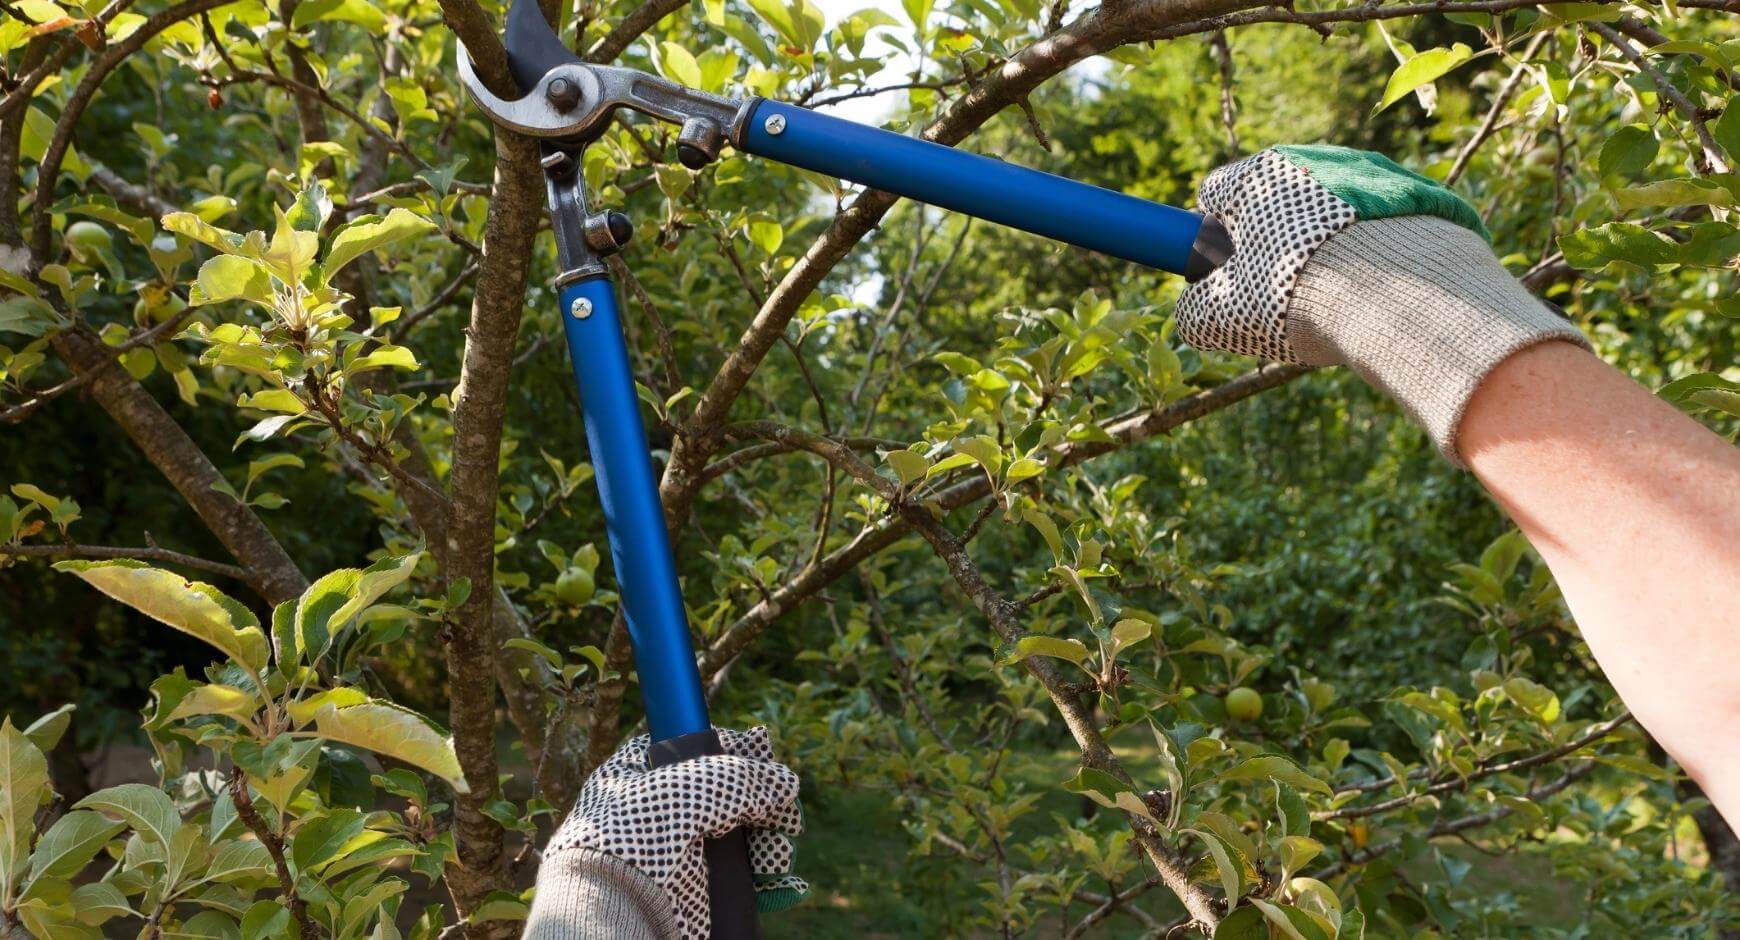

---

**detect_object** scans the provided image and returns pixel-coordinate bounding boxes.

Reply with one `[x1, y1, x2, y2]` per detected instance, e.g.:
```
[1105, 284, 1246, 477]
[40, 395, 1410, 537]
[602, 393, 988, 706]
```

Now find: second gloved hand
[524, 726, 805, 940]
[1175, 145, 1589, 465]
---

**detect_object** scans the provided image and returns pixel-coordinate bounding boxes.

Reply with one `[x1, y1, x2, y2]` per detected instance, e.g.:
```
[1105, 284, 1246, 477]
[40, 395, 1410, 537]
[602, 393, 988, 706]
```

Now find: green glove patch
[1273, 144, 1490, 242]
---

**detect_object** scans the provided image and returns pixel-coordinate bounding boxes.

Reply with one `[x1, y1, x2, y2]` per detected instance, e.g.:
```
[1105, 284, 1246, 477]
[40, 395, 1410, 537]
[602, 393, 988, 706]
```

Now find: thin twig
[0, 541, 248, 579]
[1590, 21, 1729, 173]
[1446, 31, 1550, 186]
[1321, 712, 1632, 817]
[1210, 31, 1240, 156]
[227, 770, 319, 940]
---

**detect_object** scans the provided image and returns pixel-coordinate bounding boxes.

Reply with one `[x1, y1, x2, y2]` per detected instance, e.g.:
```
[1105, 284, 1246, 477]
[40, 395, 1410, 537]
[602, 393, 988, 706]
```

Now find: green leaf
[1217, 755, 1332, 795]
[999, 634, 1090, 666]
[53, 561, 270, 673]
[1714, 95, 1740, 163]
[286, 687, 370, 727]
[290, 0, 386, 30]
[1023, 508, 1064, 564]
[1278, 835, 1323, 881]
[160, 213, 244, 254]
[953, 435, 1002, 478]
[236, 389, 306, 415]
[0, 296, 58, 337]
[883, 449, 930, 485]
[324, 209, 438, 278]
[290, 809, 366, 871]
[1183, 827, 1243, 903]
[1, 720, 50, 891]
[658, 41, 703, 88]
[1479, 530, 1529, 584]
[164, 683, 258, 723]
[468, 891, 530, 923]
[1062, 767, 1129, 807]
[10, 483, 59, 511]
[1214, 906, 1268, 940]
[21, 704, 74, 754]
[1659, 372, 1740, 416]
[241, 901, 291, 940]
[747, 217, 783, 255]
[1502, 676, 1561, 724]
[1106, 618, 1151, 660]
[1248, 898, 1331, 940]
[1375, 44, 1474, 113]
[1004, 457, 1044, 487]
[310, 701, 469, 793]
[204, 838, 274, 883]
[1558, 222, 1678, 270]
[193, 255, 273, 306]
[68, 881, 133, 924]
[73, 783, 180, 845]
[1597, 124, 1658, 179]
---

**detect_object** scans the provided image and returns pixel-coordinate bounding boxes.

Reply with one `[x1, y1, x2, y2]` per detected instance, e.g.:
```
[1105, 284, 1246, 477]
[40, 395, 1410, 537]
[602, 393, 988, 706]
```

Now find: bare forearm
[1462, 341, 1740, 819]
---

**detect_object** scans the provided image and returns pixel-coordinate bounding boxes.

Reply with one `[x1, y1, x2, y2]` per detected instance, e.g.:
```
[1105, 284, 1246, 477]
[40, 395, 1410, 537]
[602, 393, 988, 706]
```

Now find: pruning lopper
[456, 3, 1230, 936]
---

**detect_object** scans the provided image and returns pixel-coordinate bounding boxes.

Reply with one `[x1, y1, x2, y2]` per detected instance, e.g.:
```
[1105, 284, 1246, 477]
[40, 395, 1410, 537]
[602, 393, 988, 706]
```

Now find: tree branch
[227, 770, 318, 940]
[27, 0, 237, 262]
[1446, 31, 1549, 186]
[1319, 712, 1633, 820]
[1, 542, 249, 580]
[46, 326, 309, 603]
[1590, 21, 1730, 174]
[1315, 762, 1600, 880]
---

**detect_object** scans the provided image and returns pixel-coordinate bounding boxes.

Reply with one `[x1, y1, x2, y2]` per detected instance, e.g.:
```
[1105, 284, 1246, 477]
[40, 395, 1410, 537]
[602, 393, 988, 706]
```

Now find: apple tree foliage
[0, 0, 1736, 936]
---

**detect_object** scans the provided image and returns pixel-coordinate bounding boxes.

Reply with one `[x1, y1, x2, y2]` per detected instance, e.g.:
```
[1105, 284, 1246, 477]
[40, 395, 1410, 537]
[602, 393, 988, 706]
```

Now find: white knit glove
[1175, 145, 1589, 464]
[527, 727, 805, 940]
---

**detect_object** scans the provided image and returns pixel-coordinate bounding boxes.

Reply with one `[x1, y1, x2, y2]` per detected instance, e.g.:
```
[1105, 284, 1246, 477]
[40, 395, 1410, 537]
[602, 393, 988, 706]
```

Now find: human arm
[1175, 145, 1740, 823]
[1460, 342, 1740, 821]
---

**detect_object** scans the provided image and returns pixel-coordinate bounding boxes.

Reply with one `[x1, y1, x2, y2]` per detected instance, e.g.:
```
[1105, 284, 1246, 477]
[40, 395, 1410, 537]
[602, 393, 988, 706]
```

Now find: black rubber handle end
[1184, 214, 1232, 283]
[648, 729, 763, 940]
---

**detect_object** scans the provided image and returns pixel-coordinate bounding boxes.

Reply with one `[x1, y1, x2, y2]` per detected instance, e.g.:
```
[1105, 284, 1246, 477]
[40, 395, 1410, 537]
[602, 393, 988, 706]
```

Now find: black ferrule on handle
[647, 728, 763, 940]
[1184, 214, 1233, 282]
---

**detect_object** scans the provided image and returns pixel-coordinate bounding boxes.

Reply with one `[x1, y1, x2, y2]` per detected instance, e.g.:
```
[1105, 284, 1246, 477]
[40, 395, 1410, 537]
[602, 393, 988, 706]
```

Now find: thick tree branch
[45, 327, 309, 604]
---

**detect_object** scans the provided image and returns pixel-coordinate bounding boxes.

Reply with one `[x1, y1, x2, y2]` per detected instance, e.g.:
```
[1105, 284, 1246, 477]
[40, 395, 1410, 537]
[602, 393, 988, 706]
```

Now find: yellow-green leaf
[311, 701, 469, 793]
[52, 561, 269, 673]
[164, 683, 258, 723]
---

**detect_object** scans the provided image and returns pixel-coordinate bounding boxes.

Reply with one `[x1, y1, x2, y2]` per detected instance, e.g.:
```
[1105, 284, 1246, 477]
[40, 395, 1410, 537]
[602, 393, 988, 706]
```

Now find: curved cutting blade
[504, 0, 582, 94]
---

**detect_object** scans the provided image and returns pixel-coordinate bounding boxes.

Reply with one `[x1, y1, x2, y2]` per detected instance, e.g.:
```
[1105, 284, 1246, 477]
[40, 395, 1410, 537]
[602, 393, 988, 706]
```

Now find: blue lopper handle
[738, 99, 1226, 278]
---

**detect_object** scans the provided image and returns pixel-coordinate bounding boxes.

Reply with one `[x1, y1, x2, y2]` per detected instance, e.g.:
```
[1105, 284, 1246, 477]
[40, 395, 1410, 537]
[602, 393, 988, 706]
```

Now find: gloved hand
[524, 726, 806, 940]
[1175, 145, 1589, 465]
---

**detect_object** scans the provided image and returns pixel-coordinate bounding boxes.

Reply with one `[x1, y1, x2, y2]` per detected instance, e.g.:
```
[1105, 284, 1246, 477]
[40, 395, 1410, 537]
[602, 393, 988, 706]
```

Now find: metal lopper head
[457, 0, 750, 166]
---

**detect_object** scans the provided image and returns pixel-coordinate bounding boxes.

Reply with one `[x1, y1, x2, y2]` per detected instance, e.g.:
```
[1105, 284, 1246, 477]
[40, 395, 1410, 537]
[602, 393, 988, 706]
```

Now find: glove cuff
[525, 848, 680, 940]
[1286, 215, 1591, 466]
